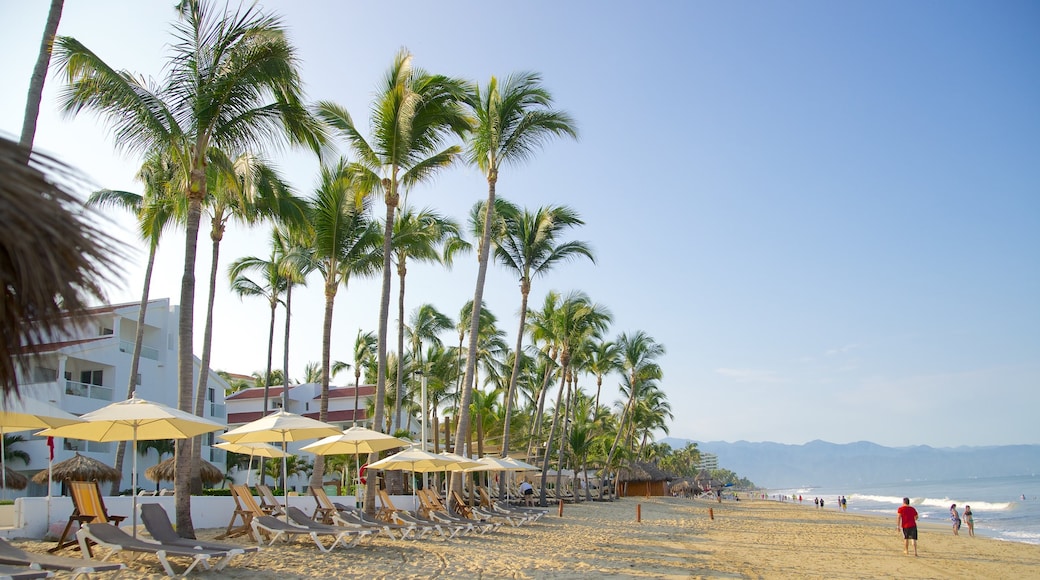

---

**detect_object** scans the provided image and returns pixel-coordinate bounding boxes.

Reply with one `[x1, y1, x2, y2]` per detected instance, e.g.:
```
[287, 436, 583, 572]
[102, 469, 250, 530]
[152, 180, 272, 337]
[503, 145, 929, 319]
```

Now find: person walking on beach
[519, 480, 535, 507]
[950, 504, 962, 535]
[897, 497, 919, 556]
[963, 505, 975, 537]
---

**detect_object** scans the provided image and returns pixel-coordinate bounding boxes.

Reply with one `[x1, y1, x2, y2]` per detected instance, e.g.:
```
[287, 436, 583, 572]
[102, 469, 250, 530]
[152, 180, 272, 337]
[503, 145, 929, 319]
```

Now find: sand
[15, 497, 1040, 578]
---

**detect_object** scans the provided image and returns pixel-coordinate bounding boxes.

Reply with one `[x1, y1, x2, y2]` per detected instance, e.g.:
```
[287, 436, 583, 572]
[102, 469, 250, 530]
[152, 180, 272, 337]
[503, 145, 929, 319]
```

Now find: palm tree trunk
[191, 228, 223, 495]
[261, 298, 277, 414]
[554, 372, 574, 496]
[310, 277, 336, 490]
[174, 171, 205, 539]
[602, 390, 635, 500]
[538, 367, 567, 507]
[281, 282, 293, 410]
[109, 240, 157, 495]
[394, 262, 407, 431]
[353, 368, 361, 426]
[526, 354, 556, 462]
[501, 283, 530, 466]
[366, 189, 396, 515]
[20, 0, 63, 150]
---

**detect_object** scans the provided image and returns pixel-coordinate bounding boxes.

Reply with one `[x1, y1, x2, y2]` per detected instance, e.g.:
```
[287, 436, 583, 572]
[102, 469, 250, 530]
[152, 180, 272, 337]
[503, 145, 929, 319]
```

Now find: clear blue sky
[2, 1, 1037, 448]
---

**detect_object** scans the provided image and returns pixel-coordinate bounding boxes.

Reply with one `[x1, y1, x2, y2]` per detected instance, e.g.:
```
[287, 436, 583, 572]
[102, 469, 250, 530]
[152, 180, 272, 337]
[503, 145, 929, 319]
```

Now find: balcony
[208, 448, 226, 464]
[208, 402, 226, 420]
[119, 340, 160, 361]
[64, 439, 112, 453]
[65, 380, 113, 401]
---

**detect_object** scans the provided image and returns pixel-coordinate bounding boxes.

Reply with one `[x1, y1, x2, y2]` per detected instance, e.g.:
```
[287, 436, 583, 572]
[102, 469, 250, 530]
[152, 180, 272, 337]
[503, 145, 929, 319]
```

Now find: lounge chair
[308, 486, 339, 524]
[331, 502, 422, 540]
[422, 490, 498, 534]
[51, 481, 127, 554]
[478, 487, 546, 522]
[256, 485, 286, 516]
[140, 503, 259, 567]
[377, 490, 458, 539]
[0, 538, 119, 579]
[285, 507, 373, 545]
[217, 484, 260, 540]
[76, 522, 229, 577]
[250, 513, 365, 554]
[0, 565, 52, 580]
[450, 490, 520, 526]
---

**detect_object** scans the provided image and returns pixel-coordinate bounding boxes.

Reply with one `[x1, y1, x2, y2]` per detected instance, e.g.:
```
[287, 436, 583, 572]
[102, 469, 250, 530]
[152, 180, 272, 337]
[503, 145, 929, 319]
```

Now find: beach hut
[616, 461, 672, 497]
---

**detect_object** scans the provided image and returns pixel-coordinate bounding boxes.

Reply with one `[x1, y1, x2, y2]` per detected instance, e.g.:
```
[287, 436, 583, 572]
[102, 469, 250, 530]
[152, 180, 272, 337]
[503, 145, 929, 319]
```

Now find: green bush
[202, 488, 232, 496]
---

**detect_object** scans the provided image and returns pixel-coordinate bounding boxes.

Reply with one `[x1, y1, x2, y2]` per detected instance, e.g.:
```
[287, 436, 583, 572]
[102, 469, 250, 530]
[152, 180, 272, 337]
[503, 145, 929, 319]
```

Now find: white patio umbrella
[300, 426, 409, 497]
[367, 447, 453, 509]
[220, 410, 341, 520]
[213, 441, 290, 485]
[437, 452, 483, 472]
[36, 394, 225, 536]
[0, 396, 82, 498]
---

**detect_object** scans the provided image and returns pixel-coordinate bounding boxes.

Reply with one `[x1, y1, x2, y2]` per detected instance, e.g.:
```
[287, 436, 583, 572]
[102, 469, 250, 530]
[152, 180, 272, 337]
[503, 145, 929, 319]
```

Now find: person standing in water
[950, 504, 962, 535]
[897, 497, 919, 556]
[963, 505, 975, 537]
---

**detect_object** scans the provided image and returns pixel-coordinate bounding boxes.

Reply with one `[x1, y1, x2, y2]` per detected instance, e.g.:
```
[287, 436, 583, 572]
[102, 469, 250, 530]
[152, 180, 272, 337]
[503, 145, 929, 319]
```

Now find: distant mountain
[660, 438, 1040, 488]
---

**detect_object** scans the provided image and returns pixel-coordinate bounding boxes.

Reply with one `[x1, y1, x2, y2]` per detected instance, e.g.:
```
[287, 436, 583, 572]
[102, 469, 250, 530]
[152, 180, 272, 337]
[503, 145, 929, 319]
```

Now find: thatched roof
[33, 452, 120, 484]
[616, 461, 672, 483]
[146, 457, 223, 485]
[0, 136, 123, 396]
[1, 466, 28, 490]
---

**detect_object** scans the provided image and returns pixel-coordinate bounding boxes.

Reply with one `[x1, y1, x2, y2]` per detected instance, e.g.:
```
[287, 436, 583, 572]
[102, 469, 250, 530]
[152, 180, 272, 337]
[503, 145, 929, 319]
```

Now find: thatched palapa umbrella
[1, 466, 27, 490]
[146, 457, 223, 485]
[33, 452, 121, 485]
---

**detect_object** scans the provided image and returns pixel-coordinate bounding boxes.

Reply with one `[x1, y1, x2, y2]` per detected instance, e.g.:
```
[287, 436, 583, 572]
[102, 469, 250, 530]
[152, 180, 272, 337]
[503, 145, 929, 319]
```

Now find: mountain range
[661, 438, 1040, 488]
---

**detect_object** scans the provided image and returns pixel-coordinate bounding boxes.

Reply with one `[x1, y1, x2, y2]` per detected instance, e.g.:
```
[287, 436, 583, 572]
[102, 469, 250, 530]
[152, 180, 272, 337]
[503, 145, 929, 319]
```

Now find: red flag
[47, 436, 54, 461]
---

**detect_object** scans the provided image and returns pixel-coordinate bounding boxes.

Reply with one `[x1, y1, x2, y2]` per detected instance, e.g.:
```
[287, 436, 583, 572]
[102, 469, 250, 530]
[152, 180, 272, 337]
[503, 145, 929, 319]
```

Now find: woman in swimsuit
[950, 503, 961, 535]
[963, 505, 974, 537]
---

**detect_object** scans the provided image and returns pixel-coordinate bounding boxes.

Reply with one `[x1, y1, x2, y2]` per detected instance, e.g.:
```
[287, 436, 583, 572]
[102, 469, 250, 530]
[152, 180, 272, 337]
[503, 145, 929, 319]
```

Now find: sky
[2, 1, 1037, 449]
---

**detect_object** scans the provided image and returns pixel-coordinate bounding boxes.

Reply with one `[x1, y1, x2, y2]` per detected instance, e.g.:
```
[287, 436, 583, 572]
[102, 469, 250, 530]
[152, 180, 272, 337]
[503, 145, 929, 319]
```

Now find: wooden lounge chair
[76, 522, 229, 577]
[308, 486, 339, 524]
[478, 487, 546, 522]
[140, 503, 259, 567]
[331, 502, 422, 541]
[217, 484, 258, 540]
[250, 511, 367, 554]
[256, 484, 286, 516]
[285, 507, 373, 545]
[0, 537, 123, 579]
[377, 490, 458, 539]
[425, 490, 499, 533]
[0, 564, 53, 580]
[50, 481, 128, 554]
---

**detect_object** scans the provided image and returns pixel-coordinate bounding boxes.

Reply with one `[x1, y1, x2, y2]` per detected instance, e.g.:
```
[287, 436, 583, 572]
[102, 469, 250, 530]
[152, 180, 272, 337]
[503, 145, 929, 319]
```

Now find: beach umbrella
[32, 452, 121, 485]
[500, 457, 541, 472]
[145, 457, 223, 485]
[0, 396, 82, 496]
[220, 410, 341, 520]
[1, 466, 27, 490]
[36, 394, 226, 536]
[368, 448, 453, 508]
[214, 441, 289, 485]
[437, 452, 483, 472]
[300, 426, 409, 495]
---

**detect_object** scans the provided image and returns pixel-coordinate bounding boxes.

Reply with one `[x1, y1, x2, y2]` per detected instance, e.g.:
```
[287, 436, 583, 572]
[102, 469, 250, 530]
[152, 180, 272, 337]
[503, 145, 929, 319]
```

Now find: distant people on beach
[950, 503, 962, 535]
[820, 498, 825, 509]
[814, 497, 819, 508]
[520, 480, 534, 506]
[964, 505, 975, 537]
[840, 496, 847, 511]
[897, 497, 919, 556]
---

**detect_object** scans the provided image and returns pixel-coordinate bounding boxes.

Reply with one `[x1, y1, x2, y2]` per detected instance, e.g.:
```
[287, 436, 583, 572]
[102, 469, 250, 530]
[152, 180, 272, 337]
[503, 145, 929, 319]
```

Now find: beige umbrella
[32, 452, 121, 485]
[368, 448, 454, 508]
[220, 410, 341, 519]
[438, 452, 483, 472]
[1, 467, 27, 490]
[300, 426, 409, 494]
[37, 394, 226, 536]
[146, 457, 223, 486]
[214, 441, 289, 485]
[0, 396, 83, 495]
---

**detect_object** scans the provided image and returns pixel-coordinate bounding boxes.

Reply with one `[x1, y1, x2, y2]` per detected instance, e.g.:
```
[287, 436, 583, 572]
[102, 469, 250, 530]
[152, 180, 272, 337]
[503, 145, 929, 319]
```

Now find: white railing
[209, 448, 226, 464]
[208, 402, 226, 419]
[118, 340, 160, 360]
[64, 439, 112, 453]
[64, 380, 113, 401]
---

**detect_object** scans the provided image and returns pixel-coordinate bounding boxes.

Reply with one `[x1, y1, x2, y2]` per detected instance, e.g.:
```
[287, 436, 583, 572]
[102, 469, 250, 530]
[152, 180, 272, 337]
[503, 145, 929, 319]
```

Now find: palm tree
[495, 201, 594, 467]
[584, 338, 621, 419]
[538, 292, 611, 505]
[317, 51, 470, 514]
[306, 160, 382, 489]
[274, 225, 316, 410]
[53, 0, 322, 537]
[2, 435, 30, 467]
[455, 73, 577, 470]
[351, 330, 377, 426]
[87, 152, 178, 495]
[390, 208, 467, 430]
[138, 439, 174, 492]
[21, 0, 63, 150]
[602, 331, 665, 498]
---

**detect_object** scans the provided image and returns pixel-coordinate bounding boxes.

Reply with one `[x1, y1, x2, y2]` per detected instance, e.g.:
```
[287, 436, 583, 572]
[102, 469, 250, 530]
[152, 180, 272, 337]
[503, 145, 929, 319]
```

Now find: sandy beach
[15, 497, 1040, 579]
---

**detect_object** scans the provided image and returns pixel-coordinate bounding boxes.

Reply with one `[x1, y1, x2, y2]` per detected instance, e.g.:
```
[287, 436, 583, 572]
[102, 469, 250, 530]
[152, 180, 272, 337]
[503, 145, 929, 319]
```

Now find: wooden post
[637, 503, 642, 522]
[709, 507, 714, 520]
[558, 499, 564, 517]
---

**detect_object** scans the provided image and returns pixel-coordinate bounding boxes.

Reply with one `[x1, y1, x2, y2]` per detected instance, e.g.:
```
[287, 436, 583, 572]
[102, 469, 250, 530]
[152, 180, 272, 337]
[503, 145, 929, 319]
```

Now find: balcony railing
[208, 402, 226, 419]
[118, 340, 160, 360]
[209, 448, 226, 464]
[65, 380, 113, 401]
[64, 439, 112, 453]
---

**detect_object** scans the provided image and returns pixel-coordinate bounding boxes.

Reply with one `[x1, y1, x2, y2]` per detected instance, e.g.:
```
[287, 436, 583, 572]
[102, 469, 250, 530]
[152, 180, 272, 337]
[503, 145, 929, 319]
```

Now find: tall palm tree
[495, 201, 594, 467]
[53, 0, 322, 537]
[87, 152, 178, 495]
[351, 330, 378, 426]
[21, 0, 64, 150]
[274, 224, 316, 410]
[306, 160, 382, 488]
[537, 292, 611, 505]
[602, 331, 665, 497]
[584, 338, 621, 419]
[390, 208, 467, 430]
[316, 53, 470, 485]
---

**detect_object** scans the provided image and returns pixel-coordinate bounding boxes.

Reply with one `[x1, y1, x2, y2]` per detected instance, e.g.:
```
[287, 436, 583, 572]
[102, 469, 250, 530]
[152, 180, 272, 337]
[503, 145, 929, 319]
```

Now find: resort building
[224, 383, 373, 427]
[9, 298, 229, 497]
[697, 453, 719, 472]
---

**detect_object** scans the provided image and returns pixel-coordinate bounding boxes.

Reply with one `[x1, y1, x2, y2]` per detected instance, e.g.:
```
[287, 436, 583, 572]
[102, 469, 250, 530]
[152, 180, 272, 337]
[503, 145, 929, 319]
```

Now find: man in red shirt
[897, 497, 919, 556]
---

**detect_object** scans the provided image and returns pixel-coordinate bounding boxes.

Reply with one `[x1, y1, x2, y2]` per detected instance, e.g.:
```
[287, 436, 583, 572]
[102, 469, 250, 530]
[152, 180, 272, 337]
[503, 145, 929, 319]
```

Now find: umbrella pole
[246, 452, 254, 486]
[281, 434, 289, 523]
[1, 427, 7, 500]
[131, 425, 138, 538]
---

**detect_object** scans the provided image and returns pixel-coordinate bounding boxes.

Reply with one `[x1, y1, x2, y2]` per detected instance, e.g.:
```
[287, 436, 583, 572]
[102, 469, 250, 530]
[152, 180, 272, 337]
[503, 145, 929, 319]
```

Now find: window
[79, 370, 103, 386]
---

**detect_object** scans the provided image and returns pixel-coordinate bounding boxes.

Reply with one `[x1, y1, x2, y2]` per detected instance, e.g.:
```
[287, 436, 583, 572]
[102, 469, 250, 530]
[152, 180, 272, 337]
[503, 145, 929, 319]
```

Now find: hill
[660, 438, 1040, 488]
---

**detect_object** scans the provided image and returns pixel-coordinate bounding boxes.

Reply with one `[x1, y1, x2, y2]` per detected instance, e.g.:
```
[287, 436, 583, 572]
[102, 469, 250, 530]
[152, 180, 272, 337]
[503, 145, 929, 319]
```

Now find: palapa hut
[33, 452, 121, 495]
[616, 461, 672, 497]
[2, 466, 28, 490]
[146, 458, 223, 487]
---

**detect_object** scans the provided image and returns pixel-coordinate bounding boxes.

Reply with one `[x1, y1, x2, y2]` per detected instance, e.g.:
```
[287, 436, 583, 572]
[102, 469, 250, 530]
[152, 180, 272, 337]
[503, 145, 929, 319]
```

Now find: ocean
[770, 474, 1040, 545]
